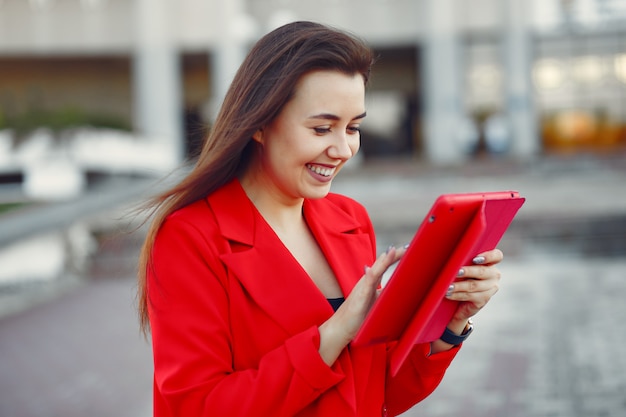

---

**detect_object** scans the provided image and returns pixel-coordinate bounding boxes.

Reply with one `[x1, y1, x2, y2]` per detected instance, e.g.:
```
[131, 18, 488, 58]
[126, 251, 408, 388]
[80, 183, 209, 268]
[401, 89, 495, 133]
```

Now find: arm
[318, 247, 403, 365]
[148, 218, 344, 417]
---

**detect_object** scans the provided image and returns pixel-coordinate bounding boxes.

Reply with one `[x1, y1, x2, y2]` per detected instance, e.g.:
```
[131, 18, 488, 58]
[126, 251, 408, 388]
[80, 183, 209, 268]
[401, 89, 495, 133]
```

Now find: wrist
[440, 318, 474, 346]
[446, 317, 470, 335]
[318, 320, 350, 366]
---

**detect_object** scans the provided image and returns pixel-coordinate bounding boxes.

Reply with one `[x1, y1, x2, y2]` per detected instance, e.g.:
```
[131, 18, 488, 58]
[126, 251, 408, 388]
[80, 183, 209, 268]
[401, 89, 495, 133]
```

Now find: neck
[239, 172, 305, 233]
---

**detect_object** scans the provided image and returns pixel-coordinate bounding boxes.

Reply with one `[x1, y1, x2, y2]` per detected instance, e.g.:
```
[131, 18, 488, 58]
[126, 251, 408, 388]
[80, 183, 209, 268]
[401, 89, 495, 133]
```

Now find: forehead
[288, 70, 366, 114]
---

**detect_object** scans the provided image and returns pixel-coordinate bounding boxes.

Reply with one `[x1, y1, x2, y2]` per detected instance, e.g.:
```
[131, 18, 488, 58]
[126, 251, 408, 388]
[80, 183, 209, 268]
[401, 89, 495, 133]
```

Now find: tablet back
[351, 191, 525, 376]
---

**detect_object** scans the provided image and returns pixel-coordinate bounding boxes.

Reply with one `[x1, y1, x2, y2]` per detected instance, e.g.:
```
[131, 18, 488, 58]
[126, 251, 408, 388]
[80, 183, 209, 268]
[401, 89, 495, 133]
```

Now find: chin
[303, 184, 333, 200]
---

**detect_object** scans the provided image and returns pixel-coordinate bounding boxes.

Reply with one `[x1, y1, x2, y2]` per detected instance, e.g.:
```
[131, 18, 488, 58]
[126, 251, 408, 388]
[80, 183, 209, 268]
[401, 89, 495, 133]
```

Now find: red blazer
[148, 179, 458, 417]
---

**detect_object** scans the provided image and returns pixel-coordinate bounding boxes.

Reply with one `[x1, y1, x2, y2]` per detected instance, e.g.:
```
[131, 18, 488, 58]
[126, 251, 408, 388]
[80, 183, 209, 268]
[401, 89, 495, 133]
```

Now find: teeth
[307, 164, 335, 177]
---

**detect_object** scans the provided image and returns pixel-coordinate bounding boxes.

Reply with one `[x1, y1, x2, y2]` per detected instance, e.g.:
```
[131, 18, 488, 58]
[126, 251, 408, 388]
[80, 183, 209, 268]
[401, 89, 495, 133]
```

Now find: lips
[306, 163, 336, 177]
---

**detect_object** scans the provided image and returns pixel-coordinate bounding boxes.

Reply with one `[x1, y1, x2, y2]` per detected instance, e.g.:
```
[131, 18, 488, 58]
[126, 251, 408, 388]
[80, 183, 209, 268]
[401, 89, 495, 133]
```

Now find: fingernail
[473, 256, 486, 265]
[446, 284, 454, 297]
[457, 268, 465, 277]
[386, 245, 395, 254]
[403, 243, 410, 249]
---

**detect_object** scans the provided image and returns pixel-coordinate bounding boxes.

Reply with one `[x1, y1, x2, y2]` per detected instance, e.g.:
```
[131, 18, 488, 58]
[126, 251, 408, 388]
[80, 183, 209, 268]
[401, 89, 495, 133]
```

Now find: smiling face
[242, 70, 366, 204]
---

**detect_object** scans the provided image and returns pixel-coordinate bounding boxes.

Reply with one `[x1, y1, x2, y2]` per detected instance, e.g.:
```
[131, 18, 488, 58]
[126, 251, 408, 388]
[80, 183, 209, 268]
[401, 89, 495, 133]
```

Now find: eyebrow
[308, 111, 367, 121]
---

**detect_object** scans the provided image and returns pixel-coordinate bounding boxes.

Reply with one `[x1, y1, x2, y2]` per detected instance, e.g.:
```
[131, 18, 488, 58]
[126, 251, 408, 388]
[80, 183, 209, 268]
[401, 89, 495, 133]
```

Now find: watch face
[462, 320, 474, 336]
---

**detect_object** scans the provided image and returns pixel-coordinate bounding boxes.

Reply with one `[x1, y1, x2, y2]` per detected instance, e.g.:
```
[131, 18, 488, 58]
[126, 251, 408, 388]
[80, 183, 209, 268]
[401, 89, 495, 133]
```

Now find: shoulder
[156, 179, 250, 248]
[168, 198, 213, 224]
[155, 198, 219, 254]
[161, 179, 242, 236]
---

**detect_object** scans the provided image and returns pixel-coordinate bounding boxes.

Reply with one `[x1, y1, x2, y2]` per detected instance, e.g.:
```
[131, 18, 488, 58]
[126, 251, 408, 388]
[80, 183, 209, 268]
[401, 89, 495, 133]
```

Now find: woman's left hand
[446, 248, 503, 324]
[430, 248, 503, 354]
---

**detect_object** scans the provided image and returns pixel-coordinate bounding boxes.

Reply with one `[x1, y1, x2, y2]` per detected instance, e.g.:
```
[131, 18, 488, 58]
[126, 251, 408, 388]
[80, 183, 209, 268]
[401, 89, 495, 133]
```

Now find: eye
[347, 126, 361, 134]
[313, 127, 331, 134]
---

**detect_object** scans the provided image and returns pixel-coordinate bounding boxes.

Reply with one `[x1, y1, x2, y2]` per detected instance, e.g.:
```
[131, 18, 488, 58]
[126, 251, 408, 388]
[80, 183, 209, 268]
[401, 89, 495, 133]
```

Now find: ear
[252, 129, 264, 144]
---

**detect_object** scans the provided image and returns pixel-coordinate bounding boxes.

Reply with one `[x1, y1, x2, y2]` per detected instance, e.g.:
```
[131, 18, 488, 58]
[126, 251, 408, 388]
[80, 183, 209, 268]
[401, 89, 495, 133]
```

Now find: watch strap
[440, 319, 473, 345]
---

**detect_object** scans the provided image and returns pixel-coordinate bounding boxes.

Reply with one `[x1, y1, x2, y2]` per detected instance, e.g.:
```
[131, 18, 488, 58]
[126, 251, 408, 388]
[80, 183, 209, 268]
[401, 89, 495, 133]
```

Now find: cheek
[349, 136, 361, 155]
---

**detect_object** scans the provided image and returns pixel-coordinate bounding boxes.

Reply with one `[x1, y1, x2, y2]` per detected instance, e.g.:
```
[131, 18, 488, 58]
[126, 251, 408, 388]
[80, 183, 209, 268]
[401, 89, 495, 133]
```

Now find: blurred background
[0, 0, 625, 416]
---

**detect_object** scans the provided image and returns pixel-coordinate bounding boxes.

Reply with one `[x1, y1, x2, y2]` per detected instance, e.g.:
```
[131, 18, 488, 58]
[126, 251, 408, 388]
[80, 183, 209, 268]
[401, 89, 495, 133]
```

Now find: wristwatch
[440, 318, 474, 345]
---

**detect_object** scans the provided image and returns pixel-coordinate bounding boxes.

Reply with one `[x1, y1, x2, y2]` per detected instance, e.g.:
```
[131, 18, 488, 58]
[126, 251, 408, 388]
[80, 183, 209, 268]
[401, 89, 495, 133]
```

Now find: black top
[327, 297, 345, 312]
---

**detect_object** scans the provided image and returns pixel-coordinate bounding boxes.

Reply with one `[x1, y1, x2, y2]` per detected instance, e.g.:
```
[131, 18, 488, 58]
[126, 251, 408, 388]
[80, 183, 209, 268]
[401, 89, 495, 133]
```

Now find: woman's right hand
[318, 246, 405, 365]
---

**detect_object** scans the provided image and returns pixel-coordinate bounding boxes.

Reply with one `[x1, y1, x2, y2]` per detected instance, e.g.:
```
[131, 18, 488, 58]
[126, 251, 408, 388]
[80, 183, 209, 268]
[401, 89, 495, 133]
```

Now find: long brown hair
[137, 21, 375, 333]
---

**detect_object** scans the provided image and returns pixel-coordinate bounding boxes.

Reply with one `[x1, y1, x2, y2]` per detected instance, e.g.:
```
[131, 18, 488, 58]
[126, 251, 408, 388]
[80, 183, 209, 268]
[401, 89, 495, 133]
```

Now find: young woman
[137, 21, 503, 417]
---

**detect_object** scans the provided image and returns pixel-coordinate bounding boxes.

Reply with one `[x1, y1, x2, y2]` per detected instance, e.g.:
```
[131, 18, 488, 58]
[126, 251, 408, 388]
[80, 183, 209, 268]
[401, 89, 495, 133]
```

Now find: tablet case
[351, 191, 525, 376]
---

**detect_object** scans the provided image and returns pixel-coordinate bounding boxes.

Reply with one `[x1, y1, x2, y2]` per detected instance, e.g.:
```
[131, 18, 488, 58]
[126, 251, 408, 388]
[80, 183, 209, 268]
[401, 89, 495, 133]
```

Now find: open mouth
[306, 163, 336, 177]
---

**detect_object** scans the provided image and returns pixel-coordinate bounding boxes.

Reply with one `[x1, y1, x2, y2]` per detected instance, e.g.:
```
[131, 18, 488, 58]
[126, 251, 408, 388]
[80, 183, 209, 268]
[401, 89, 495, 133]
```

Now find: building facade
[1, 0, 625, 164]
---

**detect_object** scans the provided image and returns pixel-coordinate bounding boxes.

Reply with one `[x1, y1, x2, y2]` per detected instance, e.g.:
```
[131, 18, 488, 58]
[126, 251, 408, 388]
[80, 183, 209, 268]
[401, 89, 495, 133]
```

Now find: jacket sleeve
[385, 342, 460, 416]
[148, 216, 344, 417]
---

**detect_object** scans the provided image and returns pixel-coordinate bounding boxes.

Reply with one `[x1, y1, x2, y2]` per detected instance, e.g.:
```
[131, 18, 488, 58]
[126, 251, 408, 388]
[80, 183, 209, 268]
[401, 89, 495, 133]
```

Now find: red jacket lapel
[209, 180, 330, 336]
[208, 180, 377, 331]
[303, 196, 376, 296]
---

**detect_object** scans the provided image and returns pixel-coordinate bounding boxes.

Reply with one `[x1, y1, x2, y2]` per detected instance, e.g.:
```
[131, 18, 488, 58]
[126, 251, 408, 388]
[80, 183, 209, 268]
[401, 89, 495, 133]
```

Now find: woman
[137, 21, 503, 417]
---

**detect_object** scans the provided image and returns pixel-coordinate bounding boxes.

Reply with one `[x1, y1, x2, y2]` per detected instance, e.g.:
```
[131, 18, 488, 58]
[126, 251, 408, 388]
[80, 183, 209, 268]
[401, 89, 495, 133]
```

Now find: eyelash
[313, 126, 361, 135]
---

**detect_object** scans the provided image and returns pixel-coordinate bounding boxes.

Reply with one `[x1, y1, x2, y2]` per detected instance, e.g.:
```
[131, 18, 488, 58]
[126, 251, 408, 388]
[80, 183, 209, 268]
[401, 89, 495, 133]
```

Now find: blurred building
[1, 0, 625, 164]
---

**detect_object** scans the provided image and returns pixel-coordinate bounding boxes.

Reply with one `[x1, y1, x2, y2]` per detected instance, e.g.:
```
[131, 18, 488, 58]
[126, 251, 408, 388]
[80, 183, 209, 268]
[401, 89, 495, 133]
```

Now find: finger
[458, 265, 501, 281]
[367, 248, 395, 286]
[369, 246, 403, 275]
[446, 285, 499, 306]
[364, 246, 405, 287]
[382, 244, 406, 264]
[472, 248, 503, 265]
[448, 276, 500, 296]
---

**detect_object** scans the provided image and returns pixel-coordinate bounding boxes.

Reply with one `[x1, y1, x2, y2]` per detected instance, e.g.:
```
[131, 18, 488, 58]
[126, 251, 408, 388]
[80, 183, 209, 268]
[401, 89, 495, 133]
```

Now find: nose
[328, 132, 357, 161]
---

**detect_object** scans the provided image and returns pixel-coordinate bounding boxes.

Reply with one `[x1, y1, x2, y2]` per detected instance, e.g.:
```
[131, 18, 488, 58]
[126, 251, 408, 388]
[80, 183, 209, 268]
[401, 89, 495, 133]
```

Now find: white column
[133, 0, 184, 166]
[504, 0, 540, 157]
[422, 0, 464, 164]
[209, 0, 255, 122]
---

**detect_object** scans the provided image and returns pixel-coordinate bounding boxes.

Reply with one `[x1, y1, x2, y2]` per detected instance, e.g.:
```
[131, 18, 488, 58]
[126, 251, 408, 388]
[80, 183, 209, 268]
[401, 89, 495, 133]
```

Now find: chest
[276, 223, 343, 299]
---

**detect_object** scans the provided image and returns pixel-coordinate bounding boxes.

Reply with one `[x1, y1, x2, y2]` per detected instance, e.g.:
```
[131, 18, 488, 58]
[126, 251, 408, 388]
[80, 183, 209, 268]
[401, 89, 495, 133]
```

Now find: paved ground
[0, 234, 152, 417]
[1, 152, 625, 416]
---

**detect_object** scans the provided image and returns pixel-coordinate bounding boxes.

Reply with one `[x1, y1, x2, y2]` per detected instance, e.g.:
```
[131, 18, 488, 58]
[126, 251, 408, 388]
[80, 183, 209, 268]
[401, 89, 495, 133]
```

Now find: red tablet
[351, 191, 525, 376]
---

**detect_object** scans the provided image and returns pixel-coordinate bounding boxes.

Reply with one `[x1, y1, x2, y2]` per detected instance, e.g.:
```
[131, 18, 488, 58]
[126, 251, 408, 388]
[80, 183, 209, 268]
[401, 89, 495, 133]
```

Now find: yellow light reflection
[469, 65, 501, 90]
[571, 55, 605, 84]
[533, 59, 564, 90]
[615, 54, 626, 84]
